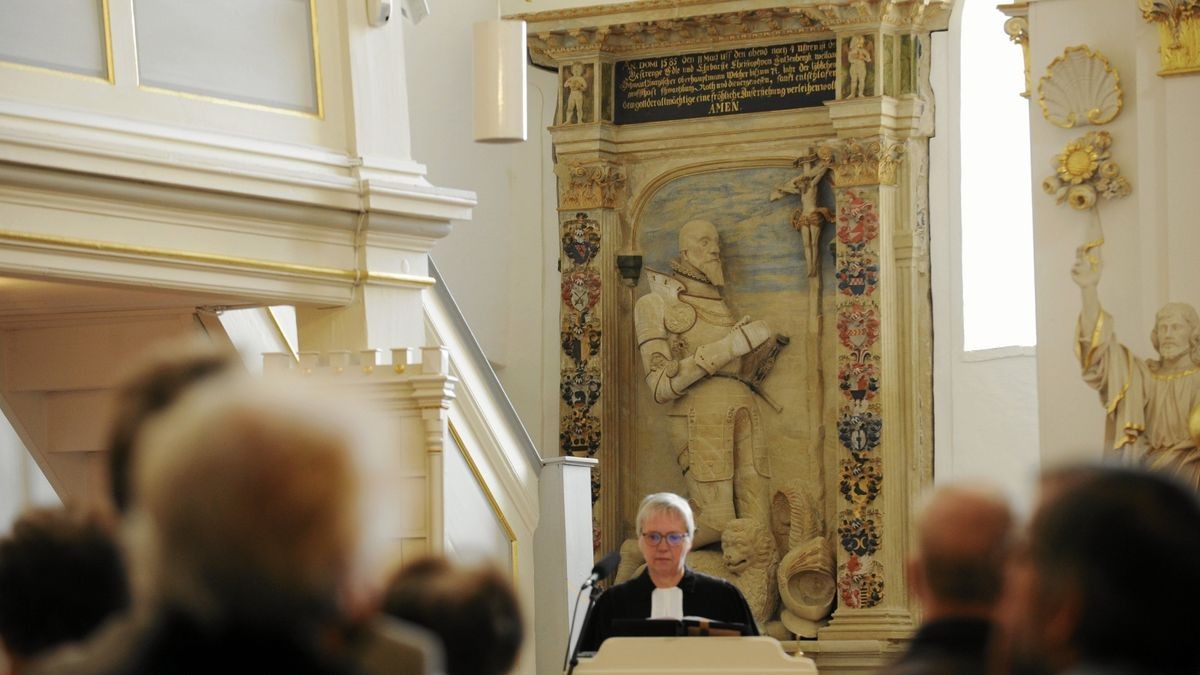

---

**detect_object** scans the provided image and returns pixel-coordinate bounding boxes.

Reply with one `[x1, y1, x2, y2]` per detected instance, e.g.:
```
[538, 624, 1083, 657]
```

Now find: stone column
[818, 30, 935, 646]
[555, 157, 627, 556]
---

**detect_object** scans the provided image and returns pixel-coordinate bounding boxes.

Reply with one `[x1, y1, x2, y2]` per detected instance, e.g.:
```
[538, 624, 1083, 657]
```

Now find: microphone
[565, 549, 622, 674]
[581, 550, 621, 589]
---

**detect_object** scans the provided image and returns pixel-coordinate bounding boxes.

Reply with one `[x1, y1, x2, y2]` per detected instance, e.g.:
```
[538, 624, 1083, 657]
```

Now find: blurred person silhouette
[31, 338, 438, 675]
[0, 507, 129, 675]
[27, 338, 242, 675]
[991, 464, 1200, 675]
[105, 337, 241, 517]
[884, 484, 1014, 675]
[107, 376, 404, 674]
[382, 556, 523, 675]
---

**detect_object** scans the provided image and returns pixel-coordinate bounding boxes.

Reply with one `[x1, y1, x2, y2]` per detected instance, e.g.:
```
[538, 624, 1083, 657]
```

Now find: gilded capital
[559, 162, 626, 210]
[1139, 0, 1200, 74]
[824, 139, 905, 188]
[1139, 0, 1200, 48]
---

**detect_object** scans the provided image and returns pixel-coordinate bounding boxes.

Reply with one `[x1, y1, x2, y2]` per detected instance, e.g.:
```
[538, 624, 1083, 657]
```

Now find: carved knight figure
[1073, 243, 1200, 489]
[635, 219, 785, 547]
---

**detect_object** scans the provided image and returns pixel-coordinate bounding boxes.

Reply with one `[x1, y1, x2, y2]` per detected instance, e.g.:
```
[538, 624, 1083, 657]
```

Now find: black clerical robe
[575, 567, 758, 654]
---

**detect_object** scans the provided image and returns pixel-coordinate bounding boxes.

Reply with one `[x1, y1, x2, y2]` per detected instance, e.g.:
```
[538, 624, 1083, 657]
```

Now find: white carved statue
[685, 518, 779, 626]
[563, 63, 589, 125]
[770, 154, 833, 278]
[1073, 243, 1200, 489]
[847, 35, 871, 99]
[635, 219, 784, 547]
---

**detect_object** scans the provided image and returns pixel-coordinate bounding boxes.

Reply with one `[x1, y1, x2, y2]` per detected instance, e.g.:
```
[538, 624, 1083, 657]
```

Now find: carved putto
[562, 63, 592, 125]
[1037, 46, 1122, 128]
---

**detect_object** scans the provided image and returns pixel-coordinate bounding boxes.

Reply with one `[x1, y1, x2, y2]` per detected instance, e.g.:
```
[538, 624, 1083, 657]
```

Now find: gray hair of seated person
[635, 492, 695, 536]
[126, 377, 397, 626]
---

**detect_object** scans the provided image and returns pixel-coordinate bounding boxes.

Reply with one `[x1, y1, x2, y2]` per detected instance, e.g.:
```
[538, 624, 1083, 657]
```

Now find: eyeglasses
[641, 532, 690, 547]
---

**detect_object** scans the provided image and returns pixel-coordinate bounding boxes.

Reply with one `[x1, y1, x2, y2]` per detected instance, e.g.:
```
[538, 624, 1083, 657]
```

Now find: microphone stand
[565, 580, 605, 675]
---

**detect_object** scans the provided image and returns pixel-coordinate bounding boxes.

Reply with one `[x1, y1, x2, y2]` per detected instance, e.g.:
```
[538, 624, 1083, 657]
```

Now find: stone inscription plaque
[615, 39, 837, 124]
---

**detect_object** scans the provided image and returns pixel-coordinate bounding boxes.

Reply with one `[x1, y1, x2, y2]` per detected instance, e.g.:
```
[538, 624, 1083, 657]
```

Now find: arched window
[959, 0, 1036, 350]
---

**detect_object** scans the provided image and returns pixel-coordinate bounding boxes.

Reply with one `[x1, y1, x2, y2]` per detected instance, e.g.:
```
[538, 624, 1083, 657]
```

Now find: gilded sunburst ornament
[1057, 139, 1100, 184]
[1043, 131, 1131, 211]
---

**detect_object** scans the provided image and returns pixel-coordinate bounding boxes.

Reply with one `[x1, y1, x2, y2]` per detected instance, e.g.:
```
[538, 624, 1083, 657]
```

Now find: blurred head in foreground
[127, 376, 398, 632]
[107, 337, 241, 515]
[909, 483, 1013, 620]
[0, 507, 129, 672]
[381, 557, 523, 675]
[992, 464, 1200, 674]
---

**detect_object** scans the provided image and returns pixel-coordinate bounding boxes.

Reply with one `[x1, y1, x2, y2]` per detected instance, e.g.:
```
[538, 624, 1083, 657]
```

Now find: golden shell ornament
[1043, 131, 1131, 211]
[1038, 46, 1123, 128]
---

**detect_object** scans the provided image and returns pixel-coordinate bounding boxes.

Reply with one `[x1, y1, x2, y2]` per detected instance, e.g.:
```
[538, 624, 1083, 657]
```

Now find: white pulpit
[572, 636, 819, 674]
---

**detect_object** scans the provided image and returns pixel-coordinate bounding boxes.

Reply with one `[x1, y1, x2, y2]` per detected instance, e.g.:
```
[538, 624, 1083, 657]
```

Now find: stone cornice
[521, 0, 953, 66]
[0, 101, 476, 227]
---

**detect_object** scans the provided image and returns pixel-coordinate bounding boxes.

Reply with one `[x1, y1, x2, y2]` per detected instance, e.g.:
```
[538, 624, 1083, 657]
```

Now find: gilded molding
[824, 139, 905, 188]
[558, 162, 626, 210]
[1140, 0, 1200, 75]
[998, 3, 1030, 98]
[448, 422, 520, 582]
[0, 228, 435, 287]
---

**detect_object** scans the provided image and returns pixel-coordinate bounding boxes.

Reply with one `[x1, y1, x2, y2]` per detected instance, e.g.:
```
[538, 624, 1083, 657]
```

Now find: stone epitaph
[523, 0, 948, 667]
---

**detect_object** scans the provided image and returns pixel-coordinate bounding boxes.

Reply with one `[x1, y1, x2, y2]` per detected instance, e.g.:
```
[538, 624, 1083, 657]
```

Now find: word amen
[615, 40, 837, 124]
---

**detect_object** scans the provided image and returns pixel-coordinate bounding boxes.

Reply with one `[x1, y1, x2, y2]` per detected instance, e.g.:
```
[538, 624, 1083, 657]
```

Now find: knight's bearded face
[681, 231, 725, 287]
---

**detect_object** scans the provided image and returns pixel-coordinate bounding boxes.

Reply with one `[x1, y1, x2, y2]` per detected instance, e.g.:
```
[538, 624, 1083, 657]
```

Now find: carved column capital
[1138, 0, 1200, 74]
[998, 3, 1031, 98]
[824, 138, 905, 188]
[558, 161, 627, 210]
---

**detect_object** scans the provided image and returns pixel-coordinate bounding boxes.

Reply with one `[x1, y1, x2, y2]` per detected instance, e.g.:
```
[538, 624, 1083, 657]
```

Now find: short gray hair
[635, 493, 695, 536]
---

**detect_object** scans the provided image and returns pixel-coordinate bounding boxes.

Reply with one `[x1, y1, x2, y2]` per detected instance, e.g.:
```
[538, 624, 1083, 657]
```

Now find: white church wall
[403, 2, 561, 457]
[1026, 0, 1200, 467]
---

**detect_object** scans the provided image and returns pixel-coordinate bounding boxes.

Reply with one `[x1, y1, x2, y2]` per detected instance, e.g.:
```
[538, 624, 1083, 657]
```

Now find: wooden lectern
[572, 636, 819, 673]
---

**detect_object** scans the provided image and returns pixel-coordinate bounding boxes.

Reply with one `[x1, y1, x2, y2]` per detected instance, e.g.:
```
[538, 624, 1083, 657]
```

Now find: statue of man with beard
[1073, 243, 1200, 489]
[635, 219, 782, 547]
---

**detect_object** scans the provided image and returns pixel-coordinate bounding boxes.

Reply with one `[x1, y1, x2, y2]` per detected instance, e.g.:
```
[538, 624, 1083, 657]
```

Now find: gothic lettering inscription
[615, 39, 837, 124]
